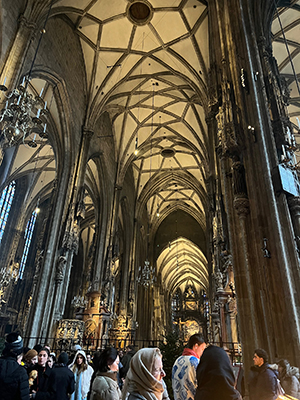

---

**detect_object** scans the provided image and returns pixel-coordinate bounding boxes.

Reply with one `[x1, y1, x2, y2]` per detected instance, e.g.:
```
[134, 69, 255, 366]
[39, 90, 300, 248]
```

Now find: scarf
[123, 348, 164, 400]
[182, 348, 199, 359]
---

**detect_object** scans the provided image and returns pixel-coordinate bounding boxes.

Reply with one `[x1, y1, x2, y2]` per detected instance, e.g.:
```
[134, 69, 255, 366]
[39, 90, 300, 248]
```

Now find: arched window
[19, 209, 38, 279]
[0, 181, 16, 243]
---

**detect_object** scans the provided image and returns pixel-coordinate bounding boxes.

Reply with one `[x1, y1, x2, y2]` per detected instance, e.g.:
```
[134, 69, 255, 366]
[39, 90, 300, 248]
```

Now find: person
[89, 347, 121, 400]
[248, 348, 277, 400]
[48, 353, 56, 368]
[195, 345, 241, 400]
[120, 345, 135, 379]
[172, 334, 207, 400]
[24, 349, 38, 371]
[87, 354, 93, 366]
[278, 359, 300, 399]
[30, 347, 52, 399]
[123, 347, 166, 400]
[69, 349, 93, 400]
[47, 351, 75, 400]
[0, 332, 29, 400]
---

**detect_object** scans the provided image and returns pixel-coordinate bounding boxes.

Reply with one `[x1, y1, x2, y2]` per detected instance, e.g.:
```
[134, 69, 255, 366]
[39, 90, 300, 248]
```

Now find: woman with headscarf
[278, 359, 300, 399]
[123, 347, 167, 400]
[69, 350, 93, 400]
[89, 347, 121, 400]
[195, 345, 242, 400]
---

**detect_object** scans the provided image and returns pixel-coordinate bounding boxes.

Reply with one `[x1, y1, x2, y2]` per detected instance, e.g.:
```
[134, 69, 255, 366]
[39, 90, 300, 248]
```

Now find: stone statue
[214, 269, 223, 291]
[55, 255, 66, 282]
[34, 250, 44, 282]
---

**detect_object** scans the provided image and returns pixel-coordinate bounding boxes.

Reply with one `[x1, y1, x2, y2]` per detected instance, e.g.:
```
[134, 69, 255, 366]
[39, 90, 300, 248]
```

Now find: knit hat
[24, 349, 38, 362]
[73, 344, 82, 351]
[33, 344, 43, 354]
[5, 332, 23, 356]
[58, 351, 68, 365]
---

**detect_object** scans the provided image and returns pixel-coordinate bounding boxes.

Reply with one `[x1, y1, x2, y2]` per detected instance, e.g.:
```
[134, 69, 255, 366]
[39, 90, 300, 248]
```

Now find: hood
[69, 349, 87, 369]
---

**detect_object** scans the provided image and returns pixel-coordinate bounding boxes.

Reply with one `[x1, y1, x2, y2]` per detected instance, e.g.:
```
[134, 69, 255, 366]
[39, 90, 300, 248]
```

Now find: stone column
[232, 159, 259, 363]
[25, 126, 93, 343]
[47, 127, 94, 337]
[101, 185, 122, 309]
[0, 16, 36, 90]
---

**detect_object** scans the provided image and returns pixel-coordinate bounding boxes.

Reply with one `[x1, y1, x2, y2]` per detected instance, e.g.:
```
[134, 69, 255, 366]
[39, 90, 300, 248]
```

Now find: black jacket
[120, 351, 135, 379]
[195, 345, 242, 400]
[31, 364, 52, 400]
[48, 364, 75, 400]
[0, 355, 30, 400]
[249, 364, 277, 400]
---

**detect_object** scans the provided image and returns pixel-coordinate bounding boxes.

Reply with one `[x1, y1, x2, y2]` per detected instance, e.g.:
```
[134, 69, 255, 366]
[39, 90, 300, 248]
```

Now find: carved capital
[234, 194, 250, 217]
[18, 15, 37, 31]
[82, 126, 94, 138]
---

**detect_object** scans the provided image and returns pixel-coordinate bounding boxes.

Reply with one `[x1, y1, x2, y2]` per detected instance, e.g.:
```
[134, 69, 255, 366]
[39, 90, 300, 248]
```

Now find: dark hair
[126, 345, 134, 351]
[187, 334, 205, 349]
[98, 347, 118, 372]
[278, 359, 289, 375]
[254, 348, 268, 363]
[92, 351, 102, 372]
[39, 347, 50, 357]
[34, 344, 43, 354]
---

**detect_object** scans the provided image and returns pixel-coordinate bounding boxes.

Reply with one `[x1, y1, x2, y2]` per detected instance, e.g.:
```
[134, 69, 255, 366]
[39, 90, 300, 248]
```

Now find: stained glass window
[0, 181, 16, 244]
[19, 209, 38, 279]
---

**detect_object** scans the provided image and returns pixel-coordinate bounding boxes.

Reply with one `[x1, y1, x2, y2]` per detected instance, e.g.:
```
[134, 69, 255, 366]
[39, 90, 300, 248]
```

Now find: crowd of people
[0, 331, 300, 400]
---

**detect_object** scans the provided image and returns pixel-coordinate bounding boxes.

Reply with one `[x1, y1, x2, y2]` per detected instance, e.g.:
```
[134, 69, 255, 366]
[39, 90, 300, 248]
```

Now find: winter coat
[280, 375, 300, 399]
[89, 371, 121, 400]
[48, 363, 75, 400]
[249, 364, 277, 400]
[0, 355, 29, 400]
[31, 363, 52, 399]
[69, 350, 93, 400]
[195, 345, 242, 400]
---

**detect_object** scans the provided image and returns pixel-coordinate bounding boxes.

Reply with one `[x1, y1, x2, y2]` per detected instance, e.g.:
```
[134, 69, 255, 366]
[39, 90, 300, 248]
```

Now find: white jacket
[69, 350, 94, 399]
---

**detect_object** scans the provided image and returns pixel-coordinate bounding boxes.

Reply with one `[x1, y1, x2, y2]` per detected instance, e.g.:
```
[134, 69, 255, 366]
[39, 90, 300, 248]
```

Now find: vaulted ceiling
[4, 0, 299, 296]
[50, 0, 210, 294]
[272, 1, 300, 162]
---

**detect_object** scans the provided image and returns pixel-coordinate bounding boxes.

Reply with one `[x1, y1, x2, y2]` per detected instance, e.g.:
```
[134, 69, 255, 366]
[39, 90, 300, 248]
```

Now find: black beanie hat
[58, 351, 68, 365]
[33, 344, 43, 354]
[5, 332, 23, 356]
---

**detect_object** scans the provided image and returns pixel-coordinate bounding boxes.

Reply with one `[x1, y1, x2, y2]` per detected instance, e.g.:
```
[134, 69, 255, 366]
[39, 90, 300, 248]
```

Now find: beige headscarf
[123, 348, 164, 400]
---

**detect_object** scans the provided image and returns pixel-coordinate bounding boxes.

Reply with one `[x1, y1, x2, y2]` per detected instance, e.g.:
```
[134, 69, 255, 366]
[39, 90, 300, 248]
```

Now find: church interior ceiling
[55, 0, 209, 296]
[2, 0, 300, 300]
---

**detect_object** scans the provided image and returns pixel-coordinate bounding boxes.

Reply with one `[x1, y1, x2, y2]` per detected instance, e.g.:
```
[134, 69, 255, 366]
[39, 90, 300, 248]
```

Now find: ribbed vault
[156, 237, 208, 294]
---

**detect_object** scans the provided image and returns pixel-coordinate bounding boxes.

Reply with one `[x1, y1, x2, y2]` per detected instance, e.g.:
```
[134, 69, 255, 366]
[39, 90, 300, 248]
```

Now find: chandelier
[0, 78, 48, 146]
[137, 260, 156, 288]
[0, 0, 54, 147]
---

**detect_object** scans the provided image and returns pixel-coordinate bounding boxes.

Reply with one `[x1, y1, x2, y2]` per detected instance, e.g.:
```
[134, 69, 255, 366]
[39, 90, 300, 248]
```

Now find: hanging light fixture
[0, 0, 54, 146]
